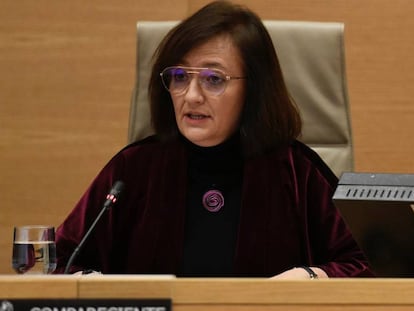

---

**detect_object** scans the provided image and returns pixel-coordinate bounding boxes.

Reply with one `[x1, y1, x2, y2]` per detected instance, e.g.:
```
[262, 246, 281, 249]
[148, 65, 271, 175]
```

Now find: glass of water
[12, 225, 57, 274]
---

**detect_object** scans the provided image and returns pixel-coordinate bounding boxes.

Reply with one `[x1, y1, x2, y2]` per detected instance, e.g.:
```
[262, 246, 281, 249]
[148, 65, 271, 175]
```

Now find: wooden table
[1, 275, 414, 310]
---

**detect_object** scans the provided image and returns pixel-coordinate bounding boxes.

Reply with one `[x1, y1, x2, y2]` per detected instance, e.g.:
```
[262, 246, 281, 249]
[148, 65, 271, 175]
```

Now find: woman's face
[170, 35, 246, 147]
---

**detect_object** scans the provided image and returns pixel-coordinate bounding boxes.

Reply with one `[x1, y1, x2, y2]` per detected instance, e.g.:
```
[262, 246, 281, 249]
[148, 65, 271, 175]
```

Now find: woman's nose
[183, 76, 204, 102]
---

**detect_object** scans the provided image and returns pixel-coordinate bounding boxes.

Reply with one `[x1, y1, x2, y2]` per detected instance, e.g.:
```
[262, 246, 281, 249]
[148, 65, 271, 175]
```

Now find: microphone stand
[63, 181, 125, 274]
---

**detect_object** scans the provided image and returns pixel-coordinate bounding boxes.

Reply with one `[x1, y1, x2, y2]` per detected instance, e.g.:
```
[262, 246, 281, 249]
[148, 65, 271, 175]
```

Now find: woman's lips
[187, 113, 208, 119]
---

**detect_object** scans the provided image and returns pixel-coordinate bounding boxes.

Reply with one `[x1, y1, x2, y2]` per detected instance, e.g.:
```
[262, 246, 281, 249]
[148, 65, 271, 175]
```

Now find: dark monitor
[333, 172, 414, 277]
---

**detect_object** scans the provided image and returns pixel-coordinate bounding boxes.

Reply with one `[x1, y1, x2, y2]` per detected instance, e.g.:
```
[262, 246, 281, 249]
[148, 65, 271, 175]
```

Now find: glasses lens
[199, 69, 227, 95]
[161, 67, 229, 95]
[162, 67, 189, 93]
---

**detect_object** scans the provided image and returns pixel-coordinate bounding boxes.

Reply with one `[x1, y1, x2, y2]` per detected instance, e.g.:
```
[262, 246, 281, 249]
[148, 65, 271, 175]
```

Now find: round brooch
[202, 189, 224, 212]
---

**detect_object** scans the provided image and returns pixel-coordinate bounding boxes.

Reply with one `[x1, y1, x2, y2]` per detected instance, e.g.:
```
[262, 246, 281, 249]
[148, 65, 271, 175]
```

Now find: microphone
[63, 180, 125, 274]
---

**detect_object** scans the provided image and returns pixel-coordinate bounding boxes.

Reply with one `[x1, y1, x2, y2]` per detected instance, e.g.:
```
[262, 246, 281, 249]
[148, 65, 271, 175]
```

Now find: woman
[55, 0, 373, 278]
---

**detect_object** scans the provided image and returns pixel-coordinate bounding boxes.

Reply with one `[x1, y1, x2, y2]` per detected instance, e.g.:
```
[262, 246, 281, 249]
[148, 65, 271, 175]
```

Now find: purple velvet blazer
[55, 137, 373, 277]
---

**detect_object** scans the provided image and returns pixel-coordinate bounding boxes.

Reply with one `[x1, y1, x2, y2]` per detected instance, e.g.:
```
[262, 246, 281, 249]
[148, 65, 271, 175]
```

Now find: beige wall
[1, 0, 413, 274]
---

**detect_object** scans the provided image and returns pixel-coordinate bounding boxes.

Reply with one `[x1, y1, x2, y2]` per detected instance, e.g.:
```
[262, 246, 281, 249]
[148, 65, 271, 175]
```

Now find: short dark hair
[149, 0, 302, 157]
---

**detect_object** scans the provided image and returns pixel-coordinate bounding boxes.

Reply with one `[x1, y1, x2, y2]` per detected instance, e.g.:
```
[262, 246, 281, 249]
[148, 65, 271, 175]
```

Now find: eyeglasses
[160, 66, 246, 96]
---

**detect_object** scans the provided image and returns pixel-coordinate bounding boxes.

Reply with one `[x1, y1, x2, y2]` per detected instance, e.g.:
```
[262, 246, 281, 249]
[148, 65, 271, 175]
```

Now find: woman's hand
[271, 267, 328, 279]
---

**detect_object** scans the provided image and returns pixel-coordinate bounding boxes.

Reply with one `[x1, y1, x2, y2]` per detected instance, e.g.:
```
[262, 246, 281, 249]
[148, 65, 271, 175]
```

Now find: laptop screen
[333, 172, 414, 277]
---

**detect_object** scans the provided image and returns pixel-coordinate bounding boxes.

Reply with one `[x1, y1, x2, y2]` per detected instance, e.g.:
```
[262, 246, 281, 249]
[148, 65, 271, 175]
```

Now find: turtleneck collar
[182, 134, 243, 173]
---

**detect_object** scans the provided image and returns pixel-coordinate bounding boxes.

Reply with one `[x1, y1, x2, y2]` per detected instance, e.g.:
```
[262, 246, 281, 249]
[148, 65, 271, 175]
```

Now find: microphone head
[105, 180, 125, 208]
[110, 180, 125, 195]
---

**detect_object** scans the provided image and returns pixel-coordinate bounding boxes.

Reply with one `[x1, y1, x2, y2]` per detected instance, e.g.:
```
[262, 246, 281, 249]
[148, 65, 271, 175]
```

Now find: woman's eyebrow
[201, 61, 226, 70]
[179, 59, 227, 70]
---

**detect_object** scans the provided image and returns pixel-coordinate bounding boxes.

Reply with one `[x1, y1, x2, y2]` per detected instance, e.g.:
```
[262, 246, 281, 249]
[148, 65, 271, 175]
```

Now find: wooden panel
[0, 0, 189, 274]
[172, 278, 414, 305]
[174, 307, 414, 311]
[1, 0, 414, 274]
[78, 274, 175, 298]
[3, 276, 414, 310]
[0, 275, 78, 298]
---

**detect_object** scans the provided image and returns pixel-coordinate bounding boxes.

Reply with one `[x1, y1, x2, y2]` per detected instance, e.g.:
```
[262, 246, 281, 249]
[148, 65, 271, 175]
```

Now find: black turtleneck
[178, 135, 244, 277]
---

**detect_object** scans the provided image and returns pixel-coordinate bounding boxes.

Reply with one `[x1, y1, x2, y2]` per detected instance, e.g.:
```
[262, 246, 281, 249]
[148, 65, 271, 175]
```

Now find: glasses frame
[160, 66, 246, 96]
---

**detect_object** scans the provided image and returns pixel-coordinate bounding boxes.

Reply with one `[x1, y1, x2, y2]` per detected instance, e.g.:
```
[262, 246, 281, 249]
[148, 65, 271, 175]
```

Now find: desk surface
[1, 275, 414, 310]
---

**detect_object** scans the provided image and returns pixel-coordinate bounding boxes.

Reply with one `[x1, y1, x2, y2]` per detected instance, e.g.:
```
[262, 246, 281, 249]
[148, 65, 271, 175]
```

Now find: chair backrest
[128, 21, 354, 177]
